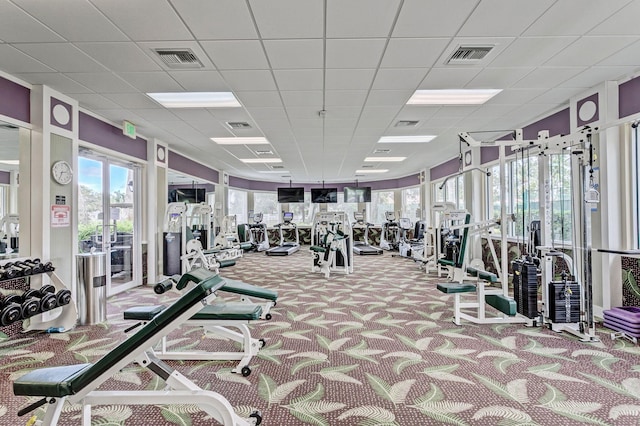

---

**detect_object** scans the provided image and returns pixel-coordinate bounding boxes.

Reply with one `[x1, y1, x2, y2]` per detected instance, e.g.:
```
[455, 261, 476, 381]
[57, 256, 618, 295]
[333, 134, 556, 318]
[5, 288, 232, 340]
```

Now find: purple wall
[229, 173, 420, 192]
[50, 97, 73, 131]
[0, 76, 29, 124]
[577, 93, 599, 127]
[619, 75, 640, 119]
[168, 150, 219, 184]
[79, 112, 147, 160]
[430, 157, 460, 181]
[0, 171, 10, 185]
[481, 146, 499, 164]
[522, 108, 570, 140]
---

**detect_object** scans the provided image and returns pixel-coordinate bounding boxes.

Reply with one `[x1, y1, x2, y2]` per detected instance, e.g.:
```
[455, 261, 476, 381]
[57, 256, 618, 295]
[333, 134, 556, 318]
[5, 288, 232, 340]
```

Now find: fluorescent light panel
[364, 157, 406, 162]
[211, 137, 269, 145]
[240, 158, 282, 164]
[147, 92, 241, 108]
[407, 89, 502, 105]
[378, 135, 436, 143]
[356, 169, 388, 173]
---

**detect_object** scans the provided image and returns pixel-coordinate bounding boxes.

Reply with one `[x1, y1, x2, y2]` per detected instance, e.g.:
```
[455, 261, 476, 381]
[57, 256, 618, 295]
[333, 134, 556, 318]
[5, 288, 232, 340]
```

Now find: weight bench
[13, 268, 262, 426]
[124, 301, 264, 377]
[437, 281, 524, 326]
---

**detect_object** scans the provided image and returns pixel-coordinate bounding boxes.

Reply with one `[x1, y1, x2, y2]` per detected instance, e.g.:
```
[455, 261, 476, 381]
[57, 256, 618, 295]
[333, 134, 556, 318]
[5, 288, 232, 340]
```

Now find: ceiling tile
[325, 90, 368, 106]
[273, 69, 323, 90]
[544, 36, 637, 67]
[91, 0, 192, 41]
[244, 106, 288, 120]
[116, 72, 184, 92]
[598, 39, 640, 66]
[419, 67, 481, 89]
[511, 67, 584, 89]
[13, 72, 92, 94]
[372, 68, 428, 90]
[0, 45, 55, 73]
[326, 39, 387, 69]
[557, 66, 637, 89]
[75, 42, 162, 72]
[327, 0, 401, 38]
[525, 0, 631, 37]
[486, 88, 547, 105]
[392, 0, 478, 37]
[133, 108, 181, 122]
[589, 1, 640, 36]
[249, 0, 324, 38]
[365, 90, 413, 106]
[13, 43, 107, 73]
[528, 88, 584, 105]
[285, 106, 323, 119]
[13, 0, 128, 42]
[281, 90, 323, 106]
[380, 38, 450, 68]
[201, 40, 269, 70]
[487, 37, 578, 68]
[169, 70, 230, 91]
[103, 93, 162, 109]
[459, 0, 556, 37]
[73, 94, 124, 110]
[468, 68, 534, 89]
[325, 69, 376, 90]
[235, 91, 283, 108]
[171, 0, 257, 39]
[220, 70, 277, 91]
[0, 1, 65, 42]
[65, 72, 138, 93]
[263, 39, 324, 69]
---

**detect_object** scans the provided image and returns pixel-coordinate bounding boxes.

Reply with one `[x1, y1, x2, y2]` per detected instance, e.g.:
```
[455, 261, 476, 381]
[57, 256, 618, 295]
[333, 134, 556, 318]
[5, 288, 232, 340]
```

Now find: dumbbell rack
[0, 259, 77, 336]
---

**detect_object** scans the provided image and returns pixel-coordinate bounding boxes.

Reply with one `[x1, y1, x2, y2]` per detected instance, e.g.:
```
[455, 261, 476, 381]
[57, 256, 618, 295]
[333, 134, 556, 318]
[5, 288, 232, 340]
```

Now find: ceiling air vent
[226, 121, 251, 129]
[153, 48, 203, 69]
[270, 165, 285, 169]
[255, 150, 273, 155]
[374, 148, 390, 154]
[355, 174, 365, 177]
[395, 120, 419, 127]
[361, 165, 374, 168]
[447, 46, 494, 65]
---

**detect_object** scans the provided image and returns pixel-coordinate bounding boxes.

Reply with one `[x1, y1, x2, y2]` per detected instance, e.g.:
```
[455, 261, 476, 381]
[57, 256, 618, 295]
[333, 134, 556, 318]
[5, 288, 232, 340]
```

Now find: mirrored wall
[0, 121, 22, 259]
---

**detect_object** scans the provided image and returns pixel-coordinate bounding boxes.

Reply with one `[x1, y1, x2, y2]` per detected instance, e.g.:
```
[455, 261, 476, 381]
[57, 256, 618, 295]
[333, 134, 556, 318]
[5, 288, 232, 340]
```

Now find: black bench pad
[485, 294, 517, 316]
[222, 278, 278, 302]
[124, 305, 166, 321]
[192, 303, 262, 321]
[466, 267, 498, 282]
[14, 364, 92, 398]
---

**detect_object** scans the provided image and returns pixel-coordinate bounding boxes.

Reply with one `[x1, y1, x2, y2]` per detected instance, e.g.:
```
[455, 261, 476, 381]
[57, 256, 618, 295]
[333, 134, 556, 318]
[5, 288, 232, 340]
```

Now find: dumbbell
[0, 294, 22, 326]
[55, 289, 71, 307]
[5, 262, 32, 277]
[11, 261, 35, 276]
[0, 264, 18, 280]
[21, 259, 45, 274]
[42, 261, 55, 272]
[21, 285, 57, 315]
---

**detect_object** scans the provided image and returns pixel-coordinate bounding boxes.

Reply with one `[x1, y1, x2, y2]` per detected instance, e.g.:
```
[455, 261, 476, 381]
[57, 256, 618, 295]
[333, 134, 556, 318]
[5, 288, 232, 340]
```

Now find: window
[228, 188, 248, 224]
[401, 187, 421, 222]
[253, 192, 279, 227]
[432, 176, 464, 209]
[634, 125, 640, 248]
[327, 192, 359, 223]
[369, 191, 394, 225]
[549, 153, 572, 244]
[288, 192, 312, 226]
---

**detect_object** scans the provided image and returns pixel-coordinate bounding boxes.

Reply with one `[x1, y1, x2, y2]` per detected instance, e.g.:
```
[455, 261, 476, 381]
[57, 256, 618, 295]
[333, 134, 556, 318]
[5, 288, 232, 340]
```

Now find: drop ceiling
[1, 0, 640, 183]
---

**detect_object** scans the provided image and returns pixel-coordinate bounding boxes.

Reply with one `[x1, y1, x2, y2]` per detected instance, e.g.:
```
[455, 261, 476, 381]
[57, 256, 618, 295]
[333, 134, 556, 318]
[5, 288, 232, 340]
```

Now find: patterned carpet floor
[2, 250, 640, 425]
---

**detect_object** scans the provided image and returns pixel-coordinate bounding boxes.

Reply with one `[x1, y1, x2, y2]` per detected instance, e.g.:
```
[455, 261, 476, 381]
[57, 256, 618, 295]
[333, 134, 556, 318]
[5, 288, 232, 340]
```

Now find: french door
[78, 153, 141, 296]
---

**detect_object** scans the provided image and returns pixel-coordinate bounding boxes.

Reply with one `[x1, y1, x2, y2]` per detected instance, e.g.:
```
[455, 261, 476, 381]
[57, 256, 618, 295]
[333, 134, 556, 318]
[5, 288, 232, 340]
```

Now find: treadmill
[265, 211, 300, 256]
[352, 211, 383, 255]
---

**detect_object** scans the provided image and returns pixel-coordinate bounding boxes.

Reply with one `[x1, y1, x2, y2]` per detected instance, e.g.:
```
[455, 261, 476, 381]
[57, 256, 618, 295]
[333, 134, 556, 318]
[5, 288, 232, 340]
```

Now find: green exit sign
[123, 120, 136, 139]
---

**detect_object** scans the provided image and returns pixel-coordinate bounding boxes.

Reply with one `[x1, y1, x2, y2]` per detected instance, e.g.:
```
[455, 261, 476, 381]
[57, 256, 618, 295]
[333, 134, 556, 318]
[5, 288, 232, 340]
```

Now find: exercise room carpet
[2, 251, 640, 425]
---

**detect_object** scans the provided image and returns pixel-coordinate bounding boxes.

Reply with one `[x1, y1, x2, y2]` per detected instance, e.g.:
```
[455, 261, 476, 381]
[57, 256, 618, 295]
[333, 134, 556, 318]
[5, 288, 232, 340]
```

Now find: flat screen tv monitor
[169, 188, 206, 203]
[277, 187, 305, 203]
[311, 188, 338, 203]
[343, 186, 371, 203]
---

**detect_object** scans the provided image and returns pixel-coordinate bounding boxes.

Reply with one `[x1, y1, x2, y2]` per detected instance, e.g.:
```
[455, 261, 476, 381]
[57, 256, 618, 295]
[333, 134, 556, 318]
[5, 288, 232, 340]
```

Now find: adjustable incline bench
[128, 270, 271, 376]
[13, 268, 263, 426]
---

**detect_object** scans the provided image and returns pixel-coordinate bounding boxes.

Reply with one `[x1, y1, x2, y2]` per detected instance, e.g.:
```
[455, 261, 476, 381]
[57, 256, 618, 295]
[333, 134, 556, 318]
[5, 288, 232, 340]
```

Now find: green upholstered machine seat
[124, 303, 263, 321]
[310, 245, 327, 253]
[436, 283, 477, 294]
[202, 248, 221, 256]
[221, 278, 278, 302]
[218, 259, 236, 268]
[485, 294, 517, 316]
[239, 242, 253, 251]
[14, 269, 224, 399]
[438, 259, 455, 267]
[466, 267, 498, 283]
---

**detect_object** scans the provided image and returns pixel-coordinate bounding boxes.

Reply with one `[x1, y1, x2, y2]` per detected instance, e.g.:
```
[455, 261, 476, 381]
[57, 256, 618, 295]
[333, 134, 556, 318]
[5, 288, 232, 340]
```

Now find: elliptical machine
[380, 211, 400, 251]
[247, 213, 270, 252]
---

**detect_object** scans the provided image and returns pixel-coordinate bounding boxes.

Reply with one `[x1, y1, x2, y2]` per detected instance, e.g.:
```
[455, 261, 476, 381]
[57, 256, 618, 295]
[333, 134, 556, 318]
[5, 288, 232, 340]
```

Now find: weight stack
[512, 259, 538, 318]
[548, 281, 581, 323]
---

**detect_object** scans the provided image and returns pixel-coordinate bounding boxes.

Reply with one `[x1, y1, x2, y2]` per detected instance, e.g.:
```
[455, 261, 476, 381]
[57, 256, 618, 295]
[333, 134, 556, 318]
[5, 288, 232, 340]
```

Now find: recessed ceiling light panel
[378, 135, 436, 143]
[211, 137, 269, 145]
[148, 92, 241, 108]
[407, 89, 501, 105]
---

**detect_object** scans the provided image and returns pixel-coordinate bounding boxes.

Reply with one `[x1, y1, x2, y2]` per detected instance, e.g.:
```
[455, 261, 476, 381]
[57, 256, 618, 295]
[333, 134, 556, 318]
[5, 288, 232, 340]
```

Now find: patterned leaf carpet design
[2, 250, 640, 425]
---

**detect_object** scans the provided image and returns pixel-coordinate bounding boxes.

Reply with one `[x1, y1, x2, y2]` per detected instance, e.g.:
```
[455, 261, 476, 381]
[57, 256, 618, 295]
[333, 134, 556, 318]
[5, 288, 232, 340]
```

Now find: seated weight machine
[310, 212, 353, 278]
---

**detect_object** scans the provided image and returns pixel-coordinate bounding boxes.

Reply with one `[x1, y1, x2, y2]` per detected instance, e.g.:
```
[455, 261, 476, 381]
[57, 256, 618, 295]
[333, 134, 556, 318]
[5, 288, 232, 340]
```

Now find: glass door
[78, 153, 140, 296]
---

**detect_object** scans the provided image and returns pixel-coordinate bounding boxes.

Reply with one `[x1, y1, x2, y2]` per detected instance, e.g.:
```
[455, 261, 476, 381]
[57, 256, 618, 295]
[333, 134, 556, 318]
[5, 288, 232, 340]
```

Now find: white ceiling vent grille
[361, 164, 374, 168]
[154, 48, 203, 69]
[374, 148, 390, 154]
[270, 165, 285, 169]
[226, 121, 251, 129]
[255, 150, 273, 155]
[447, 46, 494, 64]
[395, 120, 419, 127]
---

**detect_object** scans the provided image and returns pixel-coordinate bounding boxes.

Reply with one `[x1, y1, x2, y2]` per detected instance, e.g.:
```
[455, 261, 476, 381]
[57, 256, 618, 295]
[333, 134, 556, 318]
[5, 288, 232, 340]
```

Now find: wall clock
[51, 160, 73, 185]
